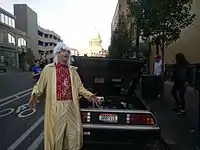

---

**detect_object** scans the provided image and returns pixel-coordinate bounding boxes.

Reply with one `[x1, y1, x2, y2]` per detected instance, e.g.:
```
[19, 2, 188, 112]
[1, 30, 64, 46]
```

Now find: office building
[38, 26, 62, 60]
[0, 7, 28, 68]
[14, 4, 62, 60]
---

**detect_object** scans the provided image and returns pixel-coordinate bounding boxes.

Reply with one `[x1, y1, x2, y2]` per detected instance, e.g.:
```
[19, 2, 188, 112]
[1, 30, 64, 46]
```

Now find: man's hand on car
[90, 94, 103, 107]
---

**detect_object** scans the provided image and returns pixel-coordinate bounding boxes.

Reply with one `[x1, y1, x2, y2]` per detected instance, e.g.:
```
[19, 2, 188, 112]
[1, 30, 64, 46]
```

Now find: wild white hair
[53, 42, 73, 65]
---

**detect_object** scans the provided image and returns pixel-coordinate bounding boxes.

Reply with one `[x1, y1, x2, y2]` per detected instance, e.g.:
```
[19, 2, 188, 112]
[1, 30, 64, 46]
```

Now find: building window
[11, 19, 15, 28]
[54, 36, 57, 40]
[49, 35, 52, 38]
[44, 34, 48, 38]
[1, 13, 4, 23]
[5, 15, 8, 25]
[38, 31, 43, 36]
[18, 38, 26, 47]
[38, 40, 43, 46]
[8, 17, 12, 27]
[0, 33, 3, 42]
[8, 34, 15, 45]
[45, 42, 48, 46]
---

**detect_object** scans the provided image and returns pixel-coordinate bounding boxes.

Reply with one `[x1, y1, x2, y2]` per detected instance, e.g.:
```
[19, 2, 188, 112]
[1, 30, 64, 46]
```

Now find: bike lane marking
[0, 108, 15, 117]
[0, 88, 32, 103]
[7, 115, 44, 150]
[0, 92, 31, 107]
[27, 131, 44, 150]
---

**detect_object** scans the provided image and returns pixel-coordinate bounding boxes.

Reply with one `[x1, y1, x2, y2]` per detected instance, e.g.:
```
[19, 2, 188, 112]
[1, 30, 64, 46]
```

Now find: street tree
[109, 13, 132, 59]
[24, 48, 35, 65]
[127, 0, 195, 72]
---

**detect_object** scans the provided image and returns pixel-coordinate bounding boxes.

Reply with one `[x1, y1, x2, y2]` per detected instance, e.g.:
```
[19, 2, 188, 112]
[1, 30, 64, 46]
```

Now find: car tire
[3, 69, 7, 72]
[144, 139, 170, 150]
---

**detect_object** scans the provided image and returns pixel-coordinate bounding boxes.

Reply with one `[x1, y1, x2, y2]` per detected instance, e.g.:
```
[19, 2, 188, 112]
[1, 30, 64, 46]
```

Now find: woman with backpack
[171, 53, 189, 115]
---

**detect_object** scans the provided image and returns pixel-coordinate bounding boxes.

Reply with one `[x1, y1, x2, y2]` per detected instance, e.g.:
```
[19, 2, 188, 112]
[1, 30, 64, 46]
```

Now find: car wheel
[144, 139, 170, 150]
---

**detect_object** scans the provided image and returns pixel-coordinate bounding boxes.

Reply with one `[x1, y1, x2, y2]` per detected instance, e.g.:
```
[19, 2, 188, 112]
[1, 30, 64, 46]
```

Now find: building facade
[111, 0, 133, 33]
[70, 48, 79, 56]
[112, 0, 200, 64]
[14, 4, 38, 59]
[14, 4, 62, 60]
[159, 0, 200, 64]
[0, 7, 28, 68]
[38, 26, 62, 60]
[111, 2, 119, 33]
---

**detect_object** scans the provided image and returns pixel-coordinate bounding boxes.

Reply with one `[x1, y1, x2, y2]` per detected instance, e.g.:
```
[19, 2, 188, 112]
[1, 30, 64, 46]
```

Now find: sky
[0, 0, 118, 53]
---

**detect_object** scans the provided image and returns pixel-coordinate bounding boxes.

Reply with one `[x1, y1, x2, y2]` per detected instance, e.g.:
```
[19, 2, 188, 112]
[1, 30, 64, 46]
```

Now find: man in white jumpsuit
[29, 42, 101, 150]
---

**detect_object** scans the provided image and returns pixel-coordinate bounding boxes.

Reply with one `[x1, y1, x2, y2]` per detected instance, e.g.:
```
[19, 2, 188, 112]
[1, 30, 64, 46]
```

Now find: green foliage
[127, 0, 195, 47]
[108, 14, 132, 58]
[24, 48, 35, 65]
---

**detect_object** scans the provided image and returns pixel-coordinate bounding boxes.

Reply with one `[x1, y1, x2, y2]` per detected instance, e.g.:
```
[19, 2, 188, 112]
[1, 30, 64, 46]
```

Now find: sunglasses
[60, 49, 71, 54]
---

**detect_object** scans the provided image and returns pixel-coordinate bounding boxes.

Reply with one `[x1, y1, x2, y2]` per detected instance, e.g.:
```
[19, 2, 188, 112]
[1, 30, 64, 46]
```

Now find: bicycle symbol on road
[0, 101, 39, 118]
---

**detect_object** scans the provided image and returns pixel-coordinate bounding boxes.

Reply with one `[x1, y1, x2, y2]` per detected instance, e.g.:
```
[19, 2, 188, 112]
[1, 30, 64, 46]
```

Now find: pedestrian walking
[171, 53, 189, 115]
[32, 60, 42, 85]
[28, 42, 102, 150]
[154, 54, 164, 98]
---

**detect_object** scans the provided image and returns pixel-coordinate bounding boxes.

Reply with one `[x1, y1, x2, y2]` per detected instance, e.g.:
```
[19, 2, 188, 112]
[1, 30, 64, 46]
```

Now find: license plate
[99, 114, 118, 123]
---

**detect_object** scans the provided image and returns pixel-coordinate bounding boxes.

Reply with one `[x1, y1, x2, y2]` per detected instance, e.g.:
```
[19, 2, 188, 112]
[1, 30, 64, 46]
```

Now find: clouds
[1, 0, 118, 50]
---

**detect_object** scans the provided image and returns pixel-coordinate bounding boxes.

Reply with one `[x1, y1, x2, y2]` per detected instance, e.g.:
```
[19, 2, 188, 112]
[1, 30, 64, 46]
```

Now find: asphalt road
[0, 71, 32, 99]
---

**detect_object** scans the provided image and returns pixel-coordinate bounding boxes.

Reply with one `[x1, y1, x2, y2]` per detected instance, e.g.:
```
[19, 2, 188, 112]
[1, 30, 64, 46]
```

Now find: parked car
[73, 57, 169, 150]
[0, 62, 7, 72]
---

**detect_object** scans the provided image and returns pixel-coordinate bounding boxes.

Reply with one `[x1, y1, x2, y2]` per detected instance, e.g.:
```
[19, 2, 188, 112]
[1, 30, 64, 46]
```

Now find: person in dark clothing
[171, 53, 189, 115]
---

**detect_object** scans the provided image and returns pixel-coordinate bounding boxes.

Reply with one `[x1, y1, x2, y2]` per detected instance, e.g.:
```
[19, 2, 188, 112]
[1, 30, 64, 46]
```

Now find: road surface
[0, 71, 32, 99]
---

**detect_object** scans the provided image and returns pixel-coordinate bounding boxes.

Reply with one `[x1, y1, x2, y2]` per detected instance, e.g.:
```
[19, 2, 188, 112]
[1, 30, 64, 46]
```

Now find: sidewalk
[146, 81, 199, 150]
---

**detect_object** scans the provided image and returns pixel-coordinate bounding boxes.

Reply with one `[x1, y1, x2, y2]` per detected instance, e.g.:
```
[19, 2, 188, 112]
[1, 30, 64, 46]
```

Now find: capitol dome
[88, 26, 102, 42]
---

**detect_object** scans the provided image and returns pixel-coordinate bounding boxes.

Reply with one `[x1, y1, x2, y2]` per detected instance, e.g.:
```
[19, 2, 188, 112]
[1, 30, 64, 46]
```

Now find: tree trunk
[156, 42, 159, 55]
[148, 40, 152, 73]
[136, 24, 140, 58]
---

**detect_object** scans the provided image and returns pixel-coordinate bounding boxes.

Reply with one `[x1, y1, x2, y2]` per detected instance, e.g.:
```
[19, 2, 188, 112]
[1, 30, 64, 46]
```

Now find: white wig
[53, 42, 73, 65]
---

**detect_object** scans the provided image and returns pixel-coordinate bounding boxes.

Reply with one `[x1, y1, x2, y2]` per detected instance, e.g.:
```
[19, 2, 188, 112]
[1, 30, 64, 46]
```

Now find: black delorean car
[73, 56, 168, 150]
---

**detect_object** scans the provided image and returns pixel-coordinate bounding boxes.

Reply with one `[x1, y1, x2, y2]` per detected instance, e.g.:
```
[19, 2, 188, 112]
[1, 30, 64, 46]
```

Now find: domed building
[87, 27, 107, 57]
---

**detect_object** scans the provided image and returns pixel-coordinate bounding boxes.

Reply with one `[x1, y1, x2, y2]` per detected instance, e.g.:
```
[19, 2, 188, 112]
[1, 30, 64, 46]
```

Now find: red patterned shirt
[56, 63, 73, 101]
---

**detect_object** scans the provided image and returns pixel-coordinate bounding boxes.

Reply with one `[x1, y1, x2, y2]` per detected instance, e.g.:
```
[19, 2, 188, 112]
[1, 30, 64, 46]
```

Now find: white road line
[0, 88, 32, 102]
[7, 115, 44, 150]
[0, 92, 31, 107]
[27, 131, 44, 150]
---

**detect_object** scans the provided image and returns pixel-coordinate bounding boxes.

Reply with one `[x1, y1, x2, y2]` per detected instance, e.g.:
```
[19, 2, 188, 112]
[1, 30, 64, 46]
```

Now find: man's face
[155, 57, 160, 62]
[57, 49, 71, 62]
